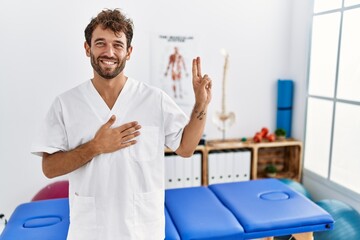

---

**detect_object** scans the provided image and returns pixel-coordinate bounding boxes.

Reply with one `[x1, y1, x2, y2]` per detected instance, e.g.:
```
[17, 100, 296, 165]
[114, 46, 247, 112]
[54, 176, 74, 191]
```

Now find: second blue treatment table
[1, 179, 334, 240]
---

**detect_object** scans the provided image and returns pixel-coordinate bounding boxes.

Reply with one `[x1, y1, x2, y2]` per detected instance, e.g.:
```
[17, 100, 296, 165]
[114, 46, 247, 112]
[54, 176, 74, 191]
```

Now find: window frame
[304, 0, 360, 199]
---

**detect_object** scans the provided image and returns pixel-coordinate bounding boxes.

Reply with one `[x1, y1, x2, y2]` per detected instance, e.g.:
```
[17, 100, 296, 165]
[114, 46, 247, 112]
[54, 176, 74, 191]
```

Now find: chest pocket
[129, 126, 160, 162]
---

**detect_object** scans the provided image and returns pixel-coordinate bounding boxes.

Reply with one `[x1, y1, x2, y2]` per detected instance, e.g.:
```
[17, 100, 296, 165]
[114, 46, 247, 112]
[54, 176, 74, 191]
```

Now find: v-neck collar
[83, 78, 133, 123]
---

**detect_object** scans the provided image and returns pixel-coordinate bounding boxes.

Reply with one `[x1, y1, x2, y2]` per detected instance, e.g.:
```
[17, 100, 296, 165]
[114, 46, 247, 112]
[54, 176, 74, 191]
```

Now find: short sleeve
[31, 97, 69, 157]
[162, 91, 189, 151]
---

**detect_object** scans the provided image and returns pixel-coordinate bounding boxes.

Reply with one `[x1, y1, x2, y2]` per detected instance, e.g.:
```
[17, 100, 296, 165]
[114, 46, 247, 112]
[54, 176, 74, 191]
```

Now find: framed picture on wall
[151, 34, 197, 115]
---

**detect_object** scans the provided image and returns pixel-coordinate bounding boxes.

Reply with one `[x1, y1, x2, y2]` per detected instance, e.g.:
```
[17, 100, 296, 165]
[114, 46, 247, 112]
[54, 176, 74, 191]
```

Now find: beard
[90, 52, 127, 80]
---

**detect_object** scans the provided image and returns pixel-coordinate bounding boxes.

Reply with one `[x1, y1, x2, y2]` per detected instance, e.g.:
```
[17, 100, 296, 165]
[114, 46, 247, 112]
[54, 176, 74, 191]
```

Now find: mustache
[98, 56, 118, 62]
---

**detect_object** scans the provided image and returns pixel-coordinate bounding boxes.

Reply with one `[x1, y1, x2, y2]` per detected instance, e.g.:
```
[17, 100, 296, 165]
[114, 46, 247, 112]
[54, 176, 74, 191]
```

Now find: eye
[95, 42, 105, 47]
[113, 43, 123, 49]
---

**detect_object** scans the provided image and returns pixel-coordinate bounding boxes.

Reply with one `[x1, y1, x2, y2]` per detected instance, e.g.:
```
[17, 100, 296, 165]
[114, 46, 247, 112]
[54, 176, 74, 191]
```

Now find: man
[31, 9, 211, 240]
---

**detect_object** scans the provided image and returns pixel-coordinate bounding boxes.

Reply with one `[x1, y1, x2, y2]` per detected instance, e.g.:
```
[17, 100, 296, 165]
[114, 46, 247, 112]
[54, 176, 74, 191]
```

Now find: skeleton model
[213, 49, 235, 139]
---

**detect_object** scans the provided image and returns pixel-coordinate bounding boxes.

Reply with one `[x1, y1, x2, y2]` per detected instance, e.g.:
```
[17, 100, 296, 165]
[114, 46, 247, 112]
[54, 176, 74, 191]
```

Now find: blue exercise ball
[315, 199, 360, 240]
[278, 178, 312, 200]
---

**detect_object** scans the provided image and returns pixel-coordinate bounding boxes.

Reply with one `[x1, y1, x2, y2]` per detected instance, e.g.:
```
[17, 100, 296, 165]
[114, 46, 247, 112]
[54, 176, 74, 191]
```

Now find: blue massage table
[0, 179, 334, 240]
[0, 198, 69, 240]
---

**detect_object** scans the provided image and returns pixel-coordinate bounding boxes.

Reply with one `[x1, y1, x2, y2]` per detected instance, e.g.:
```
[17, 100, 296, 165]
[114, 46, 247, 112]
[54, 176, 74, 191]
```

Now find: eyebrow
[113, 40, 125, 46]
[93, 38, 125, 46]
[94, 38, 106, 43]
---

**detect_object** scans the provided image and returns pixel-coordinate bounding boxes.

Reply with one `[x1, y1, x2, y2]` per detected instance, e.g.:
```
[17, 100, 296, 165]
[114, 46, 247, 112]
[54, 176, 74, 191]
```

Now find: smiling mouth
[100, 59, 118, 66]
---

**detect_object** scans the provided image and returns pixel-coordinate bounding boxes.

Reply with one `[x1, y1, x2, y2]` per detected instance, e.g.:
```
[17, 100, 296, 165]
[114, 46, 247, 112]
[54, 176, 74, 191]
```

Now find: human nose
[103, 44, 115, 57]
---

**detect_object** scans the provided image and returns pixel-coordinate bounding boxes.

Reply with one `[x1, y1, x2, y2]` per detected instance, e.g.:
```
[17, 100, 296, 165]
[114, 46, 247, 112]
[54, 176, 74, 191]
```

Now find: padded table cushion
[165, 187, 244, 240]
[209, 179, 334, 239]
[0, 198, 69, 240]
[165, 207, 181, 240]
[2, 180, 334, 240]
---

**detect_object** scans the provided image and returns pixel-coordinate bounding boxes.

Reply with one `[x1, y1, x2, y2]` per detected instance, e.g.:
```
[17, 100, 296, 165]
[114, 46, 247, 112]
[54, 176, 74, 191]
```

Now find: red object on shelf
[260, 127, 269, 138]
[253, 132, 263, 143]
[267, 133, 276, 142]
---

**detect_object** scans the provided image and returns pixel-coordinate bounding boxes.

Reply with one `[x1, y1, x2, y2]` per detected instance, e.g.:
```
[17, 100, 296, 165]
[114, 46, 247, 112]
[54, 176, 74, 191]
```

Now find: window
[308, 12, 340, 98]
[345, 0, 360, 7]
[331, 103, 360, 192]
[337, 7, 360, 102]
[313, 0, 342, 13]
[305, 0, 360, 194]
[304, 98, 333, 178]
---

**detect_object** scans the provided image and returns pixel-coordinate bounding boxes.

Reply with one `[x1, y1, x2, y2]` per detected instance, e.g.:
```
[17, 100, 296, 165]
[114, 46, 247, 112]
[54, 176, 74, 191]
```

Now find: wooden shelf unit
[252, 140, 303, 181]
[165, 138, 303, 186]
[207, 138, 303, 183]
[165, 146, 206, 186]
[204, 141, 253, 185]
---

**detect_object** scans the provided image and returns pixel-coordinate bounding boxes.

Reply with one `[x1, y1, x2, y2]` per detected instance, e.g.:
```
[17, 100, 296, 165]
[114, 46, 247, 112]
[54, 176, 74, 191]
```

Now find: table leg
[292, 232, 313, 240]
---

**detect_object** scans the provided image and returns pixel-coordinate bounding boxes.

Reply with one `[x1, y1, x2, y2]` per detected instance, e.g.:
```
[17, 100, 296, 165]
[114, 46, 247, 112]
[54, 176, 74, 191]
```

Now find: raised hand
[93, 115, 141, 154]
[192, 57, 212, 105]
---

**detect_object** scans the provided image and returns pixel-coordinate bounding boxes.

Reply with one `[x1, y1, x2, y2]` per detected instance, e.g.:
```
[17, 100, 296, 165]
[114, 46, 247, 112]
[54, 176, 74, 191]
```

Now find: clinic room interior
[1, 0, 360, 239]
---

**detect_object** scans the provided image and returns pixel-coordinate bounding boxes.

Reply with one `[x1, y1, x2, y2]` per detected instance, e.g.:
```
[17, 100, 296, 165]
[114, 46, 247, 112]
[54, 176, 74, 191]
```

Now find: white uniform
[31, 78, 188, 240]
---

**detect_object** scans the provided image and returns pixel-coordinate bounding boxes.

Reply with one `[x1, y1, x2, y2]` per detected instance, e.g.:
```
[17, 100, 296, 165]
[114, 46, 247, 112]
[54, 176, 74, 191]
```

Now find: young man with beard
[31, 9, 212, 240]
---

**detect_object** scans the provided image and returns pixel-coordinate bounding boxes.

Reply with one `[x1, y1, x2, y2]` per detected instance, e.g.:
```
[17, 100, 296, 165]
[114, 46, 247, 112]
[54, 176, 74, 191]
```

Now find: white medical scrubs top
[31, 78, 189, 240]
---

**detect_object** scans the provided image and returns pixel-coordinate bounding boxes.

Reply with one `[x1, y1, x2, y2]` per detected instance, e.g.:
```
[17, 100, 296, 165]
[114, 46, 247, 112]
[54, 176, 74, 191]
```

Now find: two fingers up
[192, 57, 212, 105]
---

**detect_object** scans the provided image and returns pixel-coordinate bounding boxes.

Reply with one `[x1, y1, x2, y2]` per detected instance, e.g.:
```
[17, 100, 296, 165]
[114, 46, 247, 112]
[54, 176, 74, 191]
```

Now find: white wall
[126, 0, 295, 140]
[0, 0, 312, 219]
[289, 0, 314, 141]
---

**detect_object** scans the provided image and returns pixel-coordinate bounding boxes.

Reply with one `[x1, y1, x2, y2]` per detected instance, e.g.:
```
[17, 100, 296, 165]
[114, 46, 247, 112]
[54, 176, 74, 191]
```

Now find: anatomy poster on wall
[151, 34, 197, 115]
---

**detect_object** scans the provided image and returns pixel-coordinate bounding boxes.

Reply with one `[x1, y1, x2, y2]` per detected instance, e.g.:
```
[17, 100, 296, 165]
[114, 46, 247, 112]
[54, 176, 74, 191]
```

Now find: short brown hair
[85, 9, 134, 50]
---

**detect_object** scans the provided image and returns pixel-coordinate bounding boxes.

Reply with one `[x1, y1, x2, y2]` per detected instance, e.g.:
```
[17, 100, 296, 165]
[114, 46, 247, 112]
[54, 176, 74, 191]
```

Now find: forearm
[42, 139, 100, 178]
[42, 117, 141, 178]
[176, 102, 208, 157]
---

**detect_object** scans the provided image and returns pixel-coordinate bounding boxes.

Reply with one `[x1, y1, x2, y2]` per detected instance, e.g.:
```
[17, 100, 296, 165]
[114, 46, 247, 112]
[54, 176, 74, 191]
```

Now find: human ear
[126, 46, 133, 60]
[84, 41, 91, 57]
